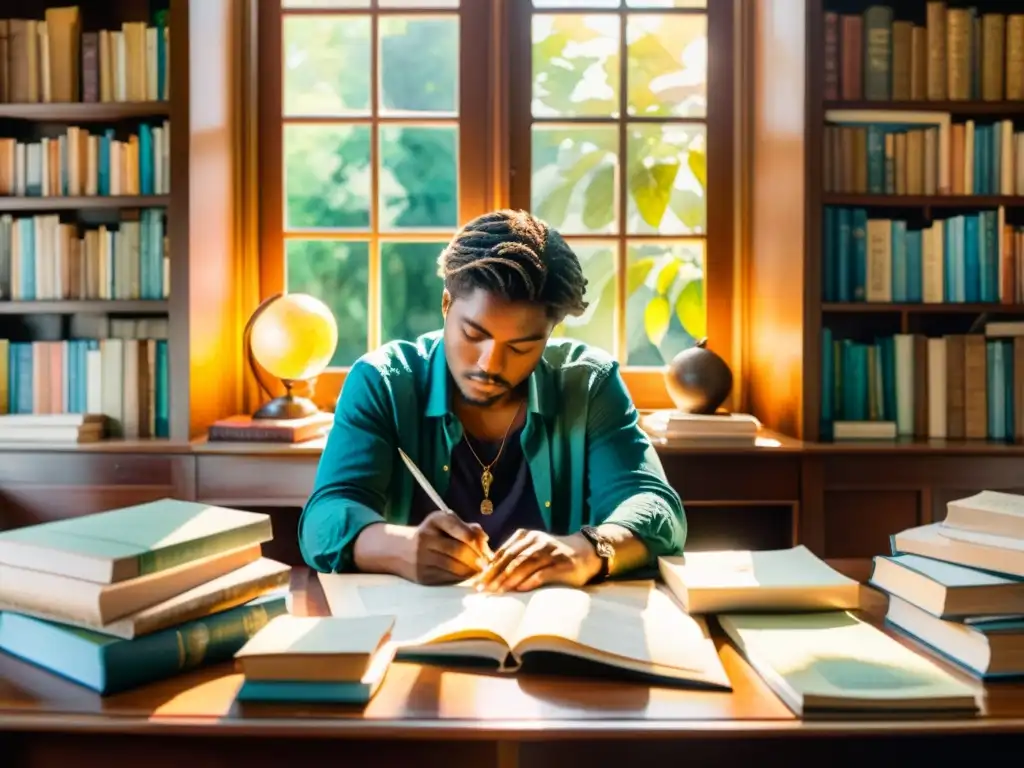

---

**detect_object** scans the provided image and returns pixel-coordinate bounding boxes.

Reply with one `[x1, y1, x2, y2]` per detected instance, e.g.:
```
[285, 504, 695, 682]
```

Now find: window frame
[257, 0, 733, 411]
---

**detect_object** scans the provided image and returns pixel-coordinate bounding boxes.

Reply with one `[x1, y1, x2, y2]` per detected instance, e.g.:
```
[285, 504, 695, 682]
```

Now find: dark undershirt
[409, 425, 546, 550]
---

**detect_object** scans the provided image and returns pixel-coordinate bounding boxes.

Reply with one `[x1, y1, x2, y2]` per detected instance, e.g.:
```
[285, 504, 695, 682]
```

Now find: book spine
[101, 596, 287, 694]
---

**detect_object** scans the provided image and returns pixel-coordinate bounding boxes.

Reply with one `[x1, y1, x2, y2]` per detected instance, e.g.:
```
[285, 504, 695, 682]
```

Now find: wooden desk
[2, 571, 1024, 768]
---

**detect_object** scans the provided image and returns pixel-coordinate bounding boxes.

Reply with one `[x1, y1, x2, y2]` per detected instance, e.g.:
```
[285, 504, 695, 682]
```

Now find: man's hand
[470, 529, 601, 593]
[353, 511, 494, 585]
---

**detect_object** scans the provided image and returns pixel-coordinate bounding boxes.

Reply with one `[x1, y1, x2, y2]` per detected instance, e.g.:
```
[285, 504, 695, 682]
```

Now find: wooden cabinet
[802, 445, 1024, 559]
[0, 446, 195, 530]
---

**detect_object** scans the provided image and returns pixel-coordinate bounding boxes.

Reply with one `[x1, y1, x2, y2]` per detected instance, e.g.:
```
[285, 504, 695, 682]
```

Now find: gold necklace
[463, 401, 524, 515]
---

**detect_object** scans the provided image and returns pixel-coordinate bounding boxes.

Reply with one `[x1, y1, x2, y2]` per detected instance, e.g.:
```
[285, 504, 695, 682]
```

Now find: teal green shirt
[298, 331, 687, 572]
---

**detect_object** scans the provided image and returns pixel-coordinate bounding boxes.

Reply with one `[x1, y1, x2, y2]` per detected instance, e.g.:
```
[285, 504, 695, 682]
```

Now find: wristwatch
[579, 525, 614, 583]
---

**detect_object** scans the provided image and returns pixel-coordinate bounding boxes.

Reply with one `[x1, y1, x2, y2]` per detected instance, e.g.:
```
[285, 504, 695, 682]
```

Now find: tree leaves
[655, 258, 680, 295]
[582, 165, 615, 230]
[676, 279, 705, 339]
[536, 182, 573, 228]
[687, 146, 707, 189]
[628, 257, 656, 295]
[629, 160, 679, 228]
[644, 295, 671, 347]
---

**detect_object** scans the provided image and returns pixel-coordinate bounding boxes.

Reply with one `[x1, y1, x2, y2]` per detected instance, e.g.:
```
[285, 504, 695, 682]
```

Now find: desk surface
[1, 570, 1024, 742]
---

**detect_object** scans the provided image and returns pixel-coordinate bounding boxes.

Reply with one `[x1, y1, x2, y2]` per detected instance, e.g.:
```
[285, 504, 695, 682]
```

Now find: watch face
[596, 540, 614, 559]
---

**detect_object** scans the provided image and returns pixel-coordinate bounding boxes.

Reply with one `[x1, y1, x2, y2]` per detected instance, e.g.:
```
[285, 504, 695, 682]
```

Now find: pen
[396, 448, 493, 563]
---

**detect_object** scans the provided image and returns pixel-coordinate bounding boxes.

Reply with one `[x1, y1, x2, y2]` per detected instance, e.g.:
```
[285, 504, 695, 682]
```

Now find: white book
[658, 545, 861, 614]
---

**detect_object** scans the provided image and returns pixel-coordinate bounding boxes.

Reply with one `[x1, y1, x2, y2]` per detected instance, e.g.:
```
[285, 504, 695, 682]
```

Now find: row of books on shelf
[0, 121, 170, 198]
[825, 3, 1024, 102]
[871, 490, 1024, 681]
[0, 8, 169, 104]
[824, 111, 1024, 197]
[0, 209, 168, 302]
[823, 206, 1023, 304]
[820, 324, 1024, 442]
[0, 316, 170, 441]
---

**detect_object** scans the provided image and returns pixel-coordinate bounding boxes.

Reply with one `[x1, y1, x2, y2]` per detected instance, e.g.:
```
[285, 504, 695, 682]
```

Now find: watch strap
[580, 525, 611, 583]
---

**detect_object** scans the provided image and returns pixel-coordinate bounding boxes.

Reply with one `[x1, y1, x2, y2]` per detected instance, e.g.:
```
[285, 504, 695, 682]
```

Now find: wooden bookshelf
[0, 300, 169, 314]
[0, 101, 169, 120]
[0, 194, 170, 211]
[0, 0, 245, 444]
[822, 194, 1024, 207]
[750, 0, 1024, 446]
[825, 100, 1024, 115]
[822, 302, 1024, 313]
[748, 0, 1024, 561]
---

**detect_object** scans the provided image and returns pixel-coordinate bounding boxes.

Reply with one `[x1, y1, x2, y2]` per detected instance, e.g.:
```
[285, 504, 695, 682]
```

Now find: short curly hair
[437, 209, 588, 319]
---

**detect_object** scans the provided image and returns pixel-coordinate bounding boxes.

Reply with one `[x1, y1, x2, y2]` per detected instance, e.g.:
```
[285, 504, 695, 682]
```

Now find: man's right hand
[353, 511, 493, 585]
[404, 510, 492, 584]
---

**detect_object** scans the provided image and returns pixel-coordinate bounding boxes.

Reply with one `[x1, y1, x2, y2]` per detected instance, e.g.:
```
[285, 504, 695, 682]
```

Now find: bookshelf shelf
[822, 302, 1024, 314]
[823, 194, 1022, 207]
[0, 300, 169, 315]
[824, 100, 1024, 115]
[0, 101, 170, 121]
[0, 195, 170, 212]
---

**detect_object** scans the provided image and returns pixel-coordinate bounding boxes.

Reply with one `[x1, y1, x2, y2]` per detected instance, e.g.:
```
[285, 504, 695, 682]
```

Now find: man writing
[299, 210, 686, 592]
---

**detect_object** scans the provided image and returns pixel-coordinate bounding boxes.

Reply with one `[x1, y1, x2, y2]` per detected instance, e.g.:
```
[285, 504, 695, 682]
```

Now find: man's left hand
[470, 529, 601, 593]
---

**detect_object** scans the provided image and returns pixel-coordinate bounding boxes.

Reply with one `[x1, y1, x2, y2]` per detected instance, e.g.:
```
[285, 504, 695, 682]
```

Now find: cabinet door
[0, 451, 196, 529]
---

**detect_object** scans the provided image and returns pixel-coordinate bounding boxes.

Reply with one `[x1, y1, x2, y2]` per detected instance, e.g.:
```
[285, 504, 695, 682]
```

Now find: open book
[318, 573, 731, 690]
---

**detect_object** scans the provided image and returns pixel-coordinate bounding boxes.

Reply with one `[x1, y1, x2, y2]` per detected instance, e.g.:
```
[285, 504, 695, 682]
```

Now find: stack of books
[0, 413, 106, 444]
[658, 546, 979, 718]
[871, 490, 1024, 680]
[233, 614, 396, 705]
[0, 498, 291, 695]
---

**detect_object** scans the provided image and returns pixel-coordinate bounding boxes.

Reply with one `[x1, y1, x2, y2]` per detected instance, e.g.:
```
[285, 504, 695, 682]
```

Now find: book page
[317, 572, 527, 648]
[511, 584, 720, 675]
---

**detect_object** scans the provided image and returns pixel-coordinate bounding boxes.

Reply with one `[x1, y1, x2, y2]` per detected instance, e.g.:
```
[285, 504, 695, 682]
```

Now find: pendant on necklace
[480, 468, 494, 515]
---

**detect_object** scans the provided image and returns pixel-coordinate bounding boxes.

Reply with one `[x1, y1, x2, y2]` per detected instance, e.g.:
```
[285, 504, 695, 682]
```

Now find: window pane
[286, 240, 370, 367]
[625, 240, 704, 366]
[380, 0, 460, 6]
[379, 126, 458, 230]
[531, 125, 617, 235]
[381, 241, 446, 342]
[379, 16, 458, 115]
[284, 0, 369, 7]
[626, 122, 705, 235]
[533, 0, 621, 7]
[552, 241, 616, 354]
[532, 14, 620, 117]
[283, 15, 370, 117]
[626, 0, 706, 7]
[627, 13, 707, 118]
[286, 124, 371, 230]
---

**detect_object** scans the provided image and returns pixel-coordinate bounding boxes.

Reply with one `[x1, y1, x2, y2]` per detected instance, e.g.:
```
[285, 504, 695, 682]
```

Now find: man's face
[442, 288, 555, 407]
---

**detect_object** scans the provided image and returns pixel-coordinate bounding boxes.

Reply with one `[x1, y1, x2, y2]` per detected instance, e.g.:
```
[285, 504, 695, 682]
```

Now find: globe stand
[252, 381, 319, 421]
[244, 292, 321, 422]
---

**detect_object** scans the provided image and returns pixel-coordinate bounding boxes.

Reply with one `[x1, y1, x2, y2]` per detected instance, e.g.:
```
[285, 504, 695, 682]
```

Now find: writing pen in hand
[397, 448, 494, 565]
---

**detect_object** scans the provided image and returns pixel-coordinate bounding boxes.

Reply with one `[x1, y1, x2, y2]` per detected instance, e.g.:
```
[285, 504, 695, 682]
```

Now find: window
[259, 0, 733, 408]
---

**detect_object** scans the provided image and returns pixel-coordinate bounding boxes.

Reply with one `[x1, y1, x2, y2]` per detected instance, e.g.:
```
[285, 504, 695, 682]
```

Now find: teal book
[0, 498, 273, 583]
[886, 594, 1024, 680]
[862, 6, 893, 101]
[236, 677, 384, 704]
[871, 552, 1024, 618]
[0, 593, 288, 695]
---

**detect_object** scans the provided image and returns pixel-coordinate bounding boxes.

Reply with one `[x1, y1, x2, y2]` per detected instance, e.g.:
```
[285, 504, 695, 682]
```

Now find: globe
[249, 293, 338, 382]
